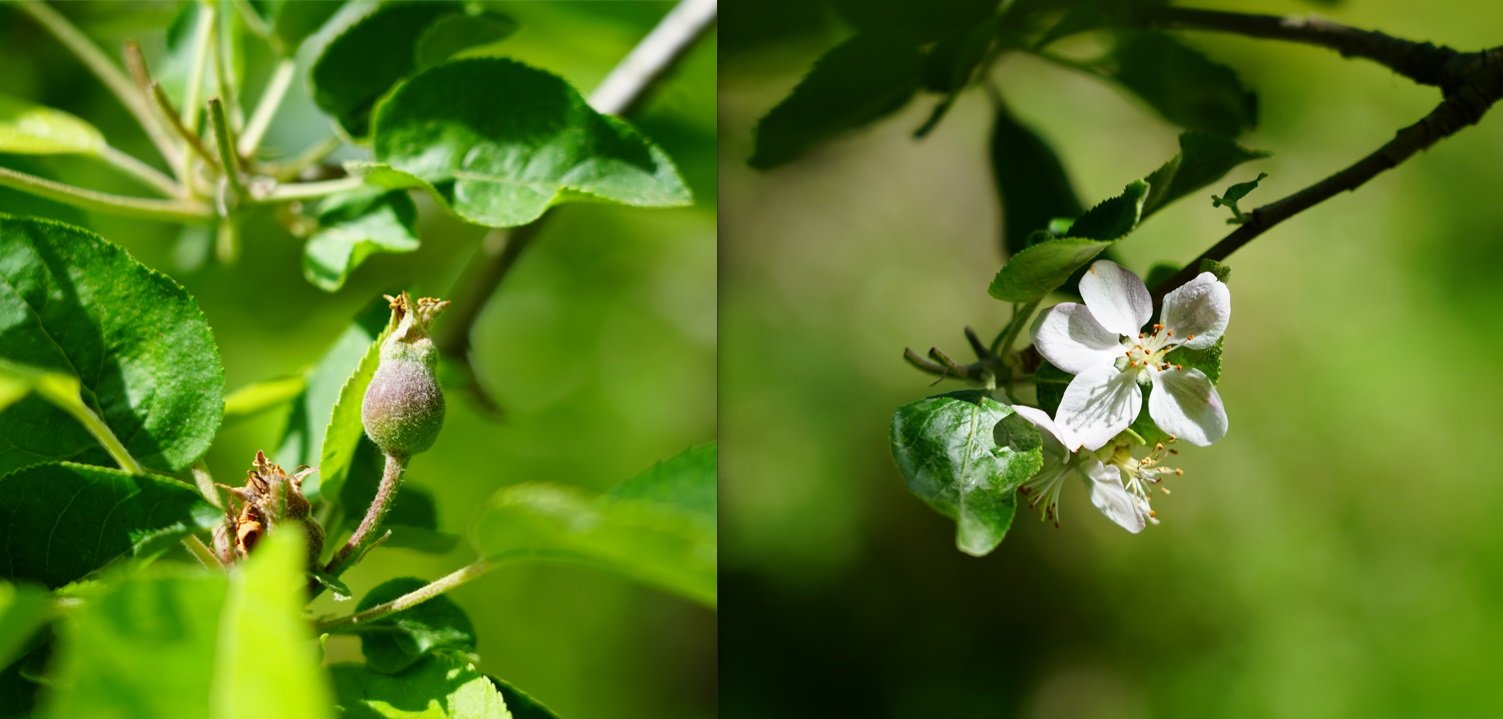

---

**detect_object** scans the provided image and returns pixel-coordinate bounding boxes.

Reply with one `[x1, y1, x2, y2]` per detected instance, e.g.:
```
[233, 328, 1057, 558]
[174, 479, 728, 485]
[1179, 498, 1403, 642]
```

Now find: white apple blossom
[1012, 406, 1151, 534]
[1033, 260, 1230, 451]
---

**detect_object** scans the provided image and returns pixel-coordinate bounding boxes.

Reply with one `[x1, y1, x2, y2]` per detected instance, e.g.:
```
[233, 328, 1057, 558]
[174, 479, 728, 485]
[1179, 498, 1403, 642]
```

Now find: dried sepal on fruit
[212, 450, 324, 569]
[362, 292, 449, 458]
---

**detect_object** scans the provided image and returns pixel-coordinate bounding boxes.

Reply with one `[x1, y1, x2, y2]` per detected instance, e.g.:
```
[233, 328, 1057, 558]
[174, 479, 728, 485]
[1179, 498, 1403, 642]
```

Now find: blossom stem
[323, 453, 408, 577]
[97, 145, 180, 197]
[0, 166, 212, 222]
[238, 58, 295, 157]
[316, 560, 496, 632]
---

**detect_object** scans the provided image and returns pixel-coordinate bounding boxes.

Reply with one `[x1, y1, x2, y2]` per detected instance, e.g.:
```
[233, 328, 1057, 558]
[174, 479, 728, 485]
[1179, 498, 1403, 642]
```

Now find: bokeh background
[0, 3, 715, 718]
[721, 0, 1503, 716]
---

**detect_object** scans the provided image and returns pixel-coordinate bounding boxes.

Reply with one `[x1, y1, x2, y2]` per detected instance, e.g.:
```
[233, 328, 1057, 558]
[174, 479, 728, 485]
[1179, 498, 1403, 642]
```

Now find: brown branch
[1148, 7, 1467, 89]
[1153, 46, 1503, 300]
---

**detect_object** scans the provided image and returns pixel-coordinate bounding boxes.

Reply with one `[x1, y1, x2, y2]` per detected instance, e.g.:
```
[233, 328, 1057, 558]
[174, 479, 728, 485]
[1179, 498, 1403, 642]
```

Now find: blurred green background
[721, 0, 1503, 716]
[0, 3, 715, 718]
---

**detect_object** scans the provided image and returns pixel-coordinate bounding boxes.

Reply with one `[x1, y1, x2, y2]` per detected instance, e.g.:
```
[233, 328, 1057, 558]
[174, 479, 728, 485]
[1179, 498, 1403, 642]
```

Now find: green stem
[180, 3, 216, 181]
[267, 137, 341, 182]
[97, 145, 179, 197]
[991, 300, 1039, 355]
[208, 98, 247, 201]
[323, 453, 408, 577]
[0, 166, 213, 222]
[183, 535, 222, 568]
[212, 0, 241, 130]
[254, 175, 365, 203]
[149, 83, 220, 170]
[56, 398, 144, 475]
[229, 0, 275, 46]
[239, 58, 295, 158]
[121, 40, 187, 174]
[16, 1, 170, 167]
[318, 560, 494, 632]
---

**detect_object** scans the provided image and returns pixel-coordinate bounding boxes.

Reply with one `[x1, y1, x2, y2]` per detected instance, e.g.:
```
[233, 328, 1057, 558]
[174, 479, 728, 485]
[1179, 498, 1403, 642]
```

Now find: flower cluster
[1018, 260, 1230, 532]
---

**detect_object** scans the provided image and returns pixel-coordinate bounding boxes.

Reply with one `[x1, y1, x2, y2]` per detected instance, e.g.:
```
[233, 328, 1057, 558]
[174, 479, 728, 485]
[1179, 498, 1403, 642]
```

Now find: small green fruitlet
[362, 293, 450, 458]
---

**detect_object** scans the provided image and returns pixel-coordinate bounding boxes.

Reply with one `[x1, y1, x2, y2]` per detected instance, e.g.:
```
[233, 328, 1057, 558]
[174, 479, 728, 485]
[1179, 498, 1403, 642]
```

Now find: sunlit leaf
[0, 462, 218, 589]
[353, 577, 477, 674]
[311, 2, 517, 139]
[472, 443, 718, 607]
[330, 652, 513, 719]
[0, 582, 50, 670]
[0, 92, 104, 155]
[0, 215, 223, 476]
[302, 190, 420, 292]
[369, 58, 690, 228]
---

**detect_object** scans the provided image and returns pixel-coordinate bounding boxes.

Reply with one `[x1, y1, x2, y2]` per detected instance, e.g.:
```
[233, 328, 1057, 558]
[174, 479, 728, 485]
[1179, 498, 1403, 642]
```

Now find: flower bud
[361, 293, 449, 458]
[214, 450, 324, 569]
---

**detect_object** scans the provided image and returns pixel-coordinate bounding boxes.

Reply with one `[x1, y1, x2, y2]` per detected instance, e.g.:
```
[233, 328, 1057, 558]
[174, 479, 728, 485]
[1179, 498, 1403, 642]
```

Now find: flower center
[1117, 323, 1192, 381]
[1108, 438, 1183, 522]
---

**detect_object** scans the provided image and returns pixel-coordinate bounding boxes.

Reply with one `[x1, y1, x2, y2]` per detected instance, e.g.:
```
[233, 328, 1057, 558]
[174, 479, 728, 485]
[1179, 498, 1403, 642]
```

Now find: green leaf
[224, 375, 305, 421]
[890, 391, 1043, 556]
[378, 485, 461, 554]
[0, 92, 104, 155]
[213, 530, 334, 718]
[1173, 337, 1224, 384]
[278, 297, 389, 501]
[1067, 179, 1147, 241]
[0, 582, 50, 670]
[473, 443, 718, 607]
[606, 442, 717, 522]
[1212, 172, 1268, 223]
[1033, 361, 1071, 416]
[487, 677, 560, 719]
[302, 190, 420, 292]
[370, 58, 690, 228]
[0, 216, 224, 475]
[1142, 132, 1268, 218]
[260, 0, 345, 52]
[1107, 31, 1257, 137]
[750, 34, 924, 169]
[330, 652, 513, 719]
[831, 0, 1000, 42]
[988, 237, 1111, 302]
[317, 312, 392, 510]
[914, 19, 1001, 137]
[44, 573, 228, 718]
[990, 101, 1082, 256]
[311, 2, 516, 139]
[354, 577, 477, 674]
[415, 12, 518, 69]
[44, 531, 332, 719]
[0, 462, 220, 589]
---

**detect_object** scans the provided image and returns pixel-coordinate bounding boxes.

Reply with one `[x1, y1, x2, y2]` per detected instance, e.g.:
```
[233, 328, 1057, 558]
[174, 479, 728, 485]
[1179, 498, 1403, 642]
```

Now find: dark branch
[1153, 46, 1503, 300]
[1149, 7, 1467, 88]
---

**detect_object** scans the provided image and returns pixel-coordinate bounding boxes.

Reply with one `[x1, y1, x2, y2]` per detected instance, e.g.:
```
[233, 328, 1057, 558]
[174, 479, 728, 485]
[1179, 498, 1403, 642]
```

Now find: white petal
[1011, 404, 1070, 457]
[1081, 460, 1145, 534]
[1033, 303, 1125, 375]
[1160, 272, 1231, 350]
[1055, 365, 1143, 451]
[1148, 368, 1228, 446]
[1079, 260, 1152, 337]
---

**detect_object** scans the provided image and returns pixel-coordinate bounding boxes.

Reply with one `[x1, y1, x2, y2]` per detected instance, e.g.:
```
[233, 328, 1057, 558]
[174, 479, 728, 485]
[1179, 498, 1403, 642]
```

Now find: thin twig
[149, 83, 221, 170]
[121, 40, 185, 173]
[0, 165, 212, 222]
[1148, 6, 1466, 89]
[16, 1, 172, 167]
[317, 560, 494, 632]
[252, 175, 364, 203]
[434, 0, 716, 388]
[239, 58, 295, 157]
[97, 145, 179, 197]
[208, 98, 247, 201]
[1152, 47, 1503, 300]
